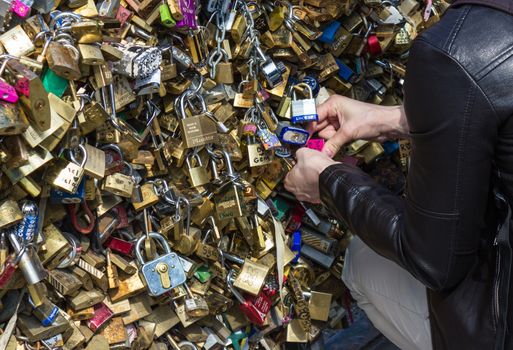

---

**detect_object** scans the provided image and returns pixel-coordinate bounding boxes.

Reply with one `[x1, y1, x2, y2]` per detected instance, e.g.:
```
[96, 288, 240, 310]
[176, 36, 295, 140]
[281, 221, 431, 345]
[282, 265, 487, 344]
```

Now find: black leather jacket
[319, 2, 513, 349]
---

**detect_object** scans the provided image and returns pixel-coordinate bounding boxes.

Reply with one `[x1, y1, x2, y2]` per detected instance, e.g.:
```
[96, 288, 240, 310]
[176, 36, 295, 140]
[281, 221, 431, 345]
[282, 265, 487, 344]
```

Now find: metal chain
[207, 9, 227, 79]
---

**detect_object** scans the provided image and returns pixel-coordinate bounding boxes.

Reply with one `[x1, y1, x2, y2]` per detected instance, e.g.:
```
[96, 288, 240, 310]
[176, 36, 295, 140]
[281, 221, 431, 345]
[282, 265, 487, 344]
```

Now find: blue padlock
[383, 141, 399, 156]
[276, 122, 309, 146]
[274, 146, 292, 158]
[50, 177, 86, 204]
[336, 58, 356, 83]
[318, 21, 341, 44]
[291, 230, 301, 263]
[302, 75, 320, 98]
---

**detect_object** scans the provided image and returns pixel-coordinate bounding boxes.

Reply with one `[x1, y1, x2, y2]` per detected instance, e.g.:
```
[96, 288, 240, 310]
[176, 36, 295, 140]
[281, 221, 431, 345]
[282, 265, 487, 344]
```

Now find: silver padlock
[97, 0, 120, 18]
[124, 162, 143, 203]
[135, 232, 187, 296]
[290, 83, 318, 124]
[254, 45, 285, 88]
[8, 231, 47, 285]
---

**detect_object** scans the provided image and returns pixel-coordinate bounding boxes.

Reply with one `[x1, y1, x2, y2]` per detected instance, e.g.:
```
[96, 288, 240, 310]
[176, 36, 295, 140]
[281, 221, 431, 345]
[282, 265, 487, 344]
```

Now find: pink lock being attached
[0, 80, 19, 103]
[306, 138, 325, 152]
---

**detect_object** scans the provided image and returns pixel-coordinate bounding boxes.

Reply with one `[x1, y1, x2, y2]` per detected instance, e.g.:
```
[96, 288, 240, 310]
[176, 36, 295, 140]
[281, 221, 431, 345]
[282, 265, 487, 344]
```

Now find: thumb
[321, 130, 349, 158]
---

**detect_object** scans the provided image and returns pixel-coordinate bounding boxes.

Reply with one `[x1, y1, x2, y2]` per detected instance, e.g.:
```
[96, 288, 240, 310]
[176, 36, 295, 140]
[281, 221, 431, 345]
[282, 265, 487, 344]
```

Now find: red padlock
[249, 291, 272, 315]
[0, 258, 17, 289]
[262, 274, 288, 298]
[112, 205, 129, 229]
[106, 236, 134, 256]
[367, 34, 382, 56]
[102, 145, 125, 176]
[227, 270, 269, 326]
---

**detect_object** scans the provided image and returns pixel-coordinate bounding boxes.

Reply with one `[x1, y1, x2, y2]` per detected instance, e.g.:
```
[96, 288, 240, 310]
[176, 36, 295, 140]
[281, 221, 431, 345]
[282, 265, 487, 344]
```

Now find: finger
[314, 119, 330, 132]
[294, 147, 310, 161]
[321, 129, 349, 158]
[306, 121, 317, 135]
[284, 171, 296, 192]
[318, 128, 337, 140]
[316, 99, 334, 123]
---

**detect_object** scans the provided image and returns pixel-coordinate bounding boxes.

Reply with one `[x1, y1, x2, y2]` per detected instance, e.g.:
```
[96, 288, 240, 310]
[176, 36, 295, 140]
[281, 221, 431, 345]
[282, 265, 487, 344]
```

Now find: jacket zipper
[493, 237, 500, 329]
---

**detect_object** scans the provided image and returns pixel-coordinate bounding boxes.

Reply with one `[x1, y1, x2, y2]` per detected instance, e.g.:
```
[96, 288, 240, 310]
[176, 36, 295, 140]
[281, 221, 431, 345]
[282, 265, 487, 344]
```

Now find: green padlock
[194, 265, 212, 283]
[42, 68, 69, 97]
[160, 3, 175, 28]
[272, 197, 291, 221]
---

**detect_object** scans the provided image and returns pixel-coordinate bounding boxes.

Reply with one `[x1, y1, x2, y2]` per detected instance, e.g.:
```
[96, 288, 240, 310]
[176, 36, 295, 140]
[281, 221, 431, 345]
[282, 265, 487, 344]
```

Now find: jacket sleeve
[319, 38, 499, 291]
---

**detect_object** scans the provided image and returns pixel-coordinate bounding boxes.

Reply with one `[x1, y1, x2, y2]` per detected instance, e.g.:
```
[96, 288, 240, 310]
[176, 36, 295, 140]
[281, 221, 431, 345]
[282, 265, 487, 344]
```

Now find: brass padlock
[0, 100, 28, 135]
[177, 91, 218, 149]
[79, 44, 105, 66]
[102, 172, 135, 198]
[215, 150, 246, 220]
[81, 100, 110, 135]
[5, 59, 51, 132]
[71, 21, 103, 44]
[46, 42, 81, 81]
[44, 144, 88, 194]
[184, 282, 209, 318]
[230, 14, 246, 43]
[233, 81, 255, 109]
[161, 56, 177, 82]
[0, 199, 23, 229]
[185, 151, 210, 187]
[211, 49, 234, 84]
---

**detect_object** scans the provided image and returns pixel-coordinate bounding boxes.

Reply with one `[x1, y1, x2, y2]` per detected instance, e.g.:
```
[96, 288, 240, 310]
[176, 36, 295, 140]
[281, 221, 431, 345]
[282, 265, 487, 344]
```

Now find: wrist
[369, 105, 409, 139]
[317, 157, 337, 177]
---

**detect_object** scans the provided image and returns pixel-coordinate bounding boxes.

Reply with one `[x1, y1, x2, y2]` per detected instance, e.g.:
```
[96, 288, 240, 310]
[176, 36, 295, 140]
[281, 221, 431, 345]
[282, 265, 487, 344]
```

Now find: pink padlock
[11, 0, 30, 18]
[306, 138, 325, 151]
[0, 80, 19, 103]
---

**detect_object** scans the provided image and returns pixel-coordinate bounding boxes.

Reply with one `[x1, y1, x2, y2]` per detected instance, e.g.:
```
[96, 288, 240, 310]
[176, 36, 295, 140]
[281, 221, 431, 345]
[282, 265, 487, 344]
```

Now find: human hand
[310, 95, 408, 157]
[284, 148, 337, 203]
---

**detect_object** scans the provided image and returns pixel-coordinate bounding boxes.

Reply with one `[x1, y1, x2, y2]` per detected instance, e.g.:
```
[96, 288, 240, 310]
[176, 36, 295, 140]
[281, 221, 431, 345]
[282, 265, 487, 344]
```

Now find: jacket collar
[452, 0, 513, 15]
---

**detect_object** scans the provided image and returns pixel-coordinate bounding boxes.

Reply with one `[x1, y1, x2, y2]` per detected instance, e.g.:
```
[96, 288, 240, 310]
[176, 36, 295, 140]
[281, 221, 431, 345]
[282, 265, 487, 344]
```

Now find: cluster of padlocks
[0, 0, 449, 348]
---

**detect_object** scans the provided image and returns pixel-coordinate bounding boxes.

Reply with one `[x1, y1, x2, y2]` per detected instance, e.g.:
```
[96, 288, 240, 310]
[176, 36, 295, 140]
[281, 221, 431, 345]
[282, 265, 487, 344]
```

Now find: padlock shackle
[220, 250, 244, 265]
[292, 83, 314, 100]
[174, 196, 191, 237]
[135, 232, 172, 265]
[177, 89, 205, 120]
[49, 11, 82, 30]
[101, 143, 123, 158]
[67, 202, 95, 235]
[221, 150, 235, 177]
[57, 231, 80, 269]
[226, 270, 245, 304]
[185, 149, 203, 168]
[68, 144, 88, 168]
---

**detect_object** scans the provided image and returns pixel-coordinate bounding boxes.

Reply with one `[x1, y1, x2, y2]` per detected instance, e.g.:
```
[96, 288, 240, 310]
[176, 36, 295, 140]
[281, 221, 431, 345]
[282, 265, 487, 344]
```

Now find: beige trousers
[341, 236, 433, 350]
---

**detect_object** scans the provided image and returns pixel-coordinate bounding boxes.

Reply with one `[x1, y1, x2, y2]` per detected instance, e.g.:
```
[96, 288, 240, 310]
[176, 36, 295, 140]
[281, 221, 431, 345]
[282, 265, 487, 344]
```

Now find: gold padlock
[44, 144, 88, 194]
[79, 44, 106, 65]
[0, 199, 23, 229]
[185, 152, 210, 188]
[102, 172, 135, 198]
[177, 93, 218, 149]
[0, 101, 28, 135]
[5, 59, 51, 132]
